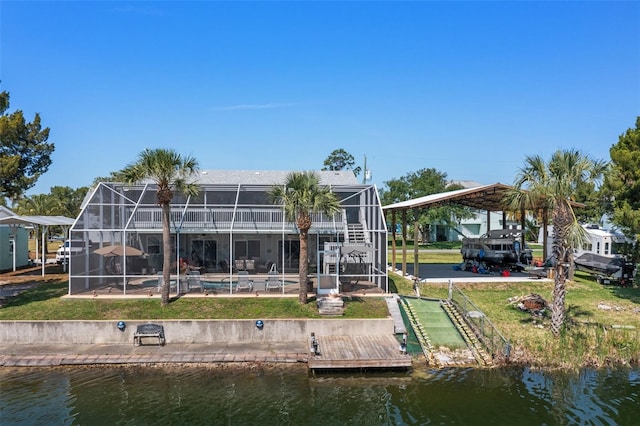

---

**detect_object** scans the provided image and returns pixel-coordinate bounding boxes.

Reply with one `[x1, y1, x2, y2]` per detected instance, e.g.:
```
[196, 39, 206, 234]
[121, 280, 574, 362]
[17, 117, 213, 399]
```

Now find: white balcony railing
[127, 207, 345, 232]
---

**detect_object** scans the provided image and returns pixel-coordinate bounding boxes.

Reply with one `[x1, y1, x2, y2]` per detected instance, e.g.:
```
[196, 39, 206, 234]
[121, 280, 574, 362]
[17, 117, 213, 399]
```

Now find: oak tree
[0, 91, 54, 205]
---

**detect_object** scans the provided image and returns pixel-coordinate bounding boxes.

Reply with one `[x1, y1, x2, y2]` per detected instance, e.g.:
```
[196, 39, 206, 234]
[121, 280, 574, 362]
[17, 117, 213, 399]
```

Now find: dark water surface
[1, 365, 639, 425]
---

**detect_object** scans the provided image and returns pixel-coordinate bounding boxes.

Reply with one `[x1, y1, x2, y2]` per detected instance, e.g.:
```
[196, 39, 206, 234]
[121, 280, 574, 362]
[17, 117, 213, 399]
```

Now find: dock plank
[385, 296, 407, 334]
[308, 335, 412, 370]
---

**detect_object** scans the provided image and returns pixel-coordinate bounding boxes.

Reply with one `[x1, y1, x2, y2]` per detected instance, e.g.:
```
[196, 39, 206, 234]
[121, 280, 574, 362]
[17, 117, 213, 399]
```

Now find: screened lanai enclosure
[66, 171, 388, 296]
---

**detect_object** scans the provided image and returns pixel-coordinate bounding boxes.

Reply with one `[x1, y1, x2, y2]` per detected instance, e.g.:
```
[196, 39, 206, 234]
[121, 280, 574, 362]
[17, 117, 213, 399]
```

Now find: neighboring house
[66, 170, 388, 295]
[0, 206, 30, 271]
[430, 181, 520, 242]
[450, 211, 520, 242]
[539, 223, 632, 259]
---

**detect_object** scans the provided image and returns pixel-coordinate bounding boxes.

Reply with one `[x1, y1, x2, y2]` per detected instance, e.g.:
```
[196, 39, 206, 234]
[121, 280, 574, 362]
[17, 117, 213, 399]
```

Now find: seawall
[0, 318, 395, 345]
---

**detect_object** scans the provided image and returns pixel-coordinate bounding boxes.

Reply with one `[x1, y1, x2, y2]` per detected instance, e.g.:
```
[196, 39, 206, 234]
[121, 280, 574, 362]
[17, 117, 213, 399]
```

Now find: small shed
[0, 206, 30, 271]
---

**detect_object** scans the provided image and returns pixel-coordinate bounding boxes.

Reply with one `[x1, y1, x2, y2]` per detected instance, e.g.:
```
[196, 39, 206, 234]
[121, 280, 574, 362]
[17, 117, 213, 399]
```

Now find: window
[234, 240, 261, 259]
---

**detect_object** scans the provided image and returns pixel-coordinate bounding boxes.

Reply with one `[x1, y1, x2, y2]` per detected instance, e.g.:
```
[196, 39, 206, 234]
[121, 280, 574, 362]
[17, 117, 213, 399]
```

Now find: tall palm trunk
[550, 201, 573, 336]
[161, 202, 171, 306]
[298, 228, 309, 304]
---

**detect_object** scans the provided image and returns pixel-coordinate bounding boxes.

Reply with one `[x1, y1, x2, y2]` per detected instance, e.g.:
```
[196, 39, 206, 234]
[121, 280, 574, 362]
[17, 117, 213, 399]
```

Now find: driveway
[391, 262, 548, 283]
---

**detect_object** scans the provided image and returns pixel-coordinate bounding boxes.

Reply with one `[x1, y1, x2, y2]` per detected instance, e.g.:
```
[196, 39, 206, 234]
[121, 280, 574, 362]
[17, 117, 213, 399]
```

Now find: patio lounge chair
[235, 270, 253, 293]
[265, 270, 282, 292]
[187, 270, 202, 292]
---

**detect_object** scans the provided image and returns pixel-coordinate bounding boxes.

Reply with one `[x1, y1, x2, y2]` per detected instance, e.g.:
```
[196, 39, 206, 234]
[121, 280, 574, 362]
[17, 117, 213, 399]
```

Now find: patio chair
[245, 259, 255, 273]
[235, 270, 253, 293]
[234, 259, 246, 271]
[187, 270, 202, 292]
[265, 270, 282, 292]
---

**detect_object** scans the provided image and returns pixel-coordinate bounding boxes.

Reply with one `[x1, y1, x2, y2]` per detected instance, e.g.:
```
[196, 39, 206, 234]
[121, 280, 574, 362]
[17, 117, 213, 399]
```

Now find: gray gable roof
[0, 206, 15, 218]
[192, 170, 359, 186]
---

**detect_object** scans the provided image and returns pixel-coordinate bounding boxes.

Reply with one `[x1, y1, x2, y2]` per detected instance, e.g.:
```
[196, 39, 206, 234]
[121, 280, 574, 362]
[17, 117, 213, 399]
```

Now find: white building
[432, 181, 521, 242]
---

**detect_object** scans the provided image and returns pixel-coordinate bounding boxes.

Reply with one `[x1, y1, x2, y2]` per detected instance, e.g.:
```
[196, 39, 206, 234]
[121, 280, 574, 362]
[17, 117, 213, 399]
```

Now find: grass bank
[3, 267, 638, 369]
[0, 280, 389, 320]
[389, 250, 462, 264]
[389, 272, 640, 368]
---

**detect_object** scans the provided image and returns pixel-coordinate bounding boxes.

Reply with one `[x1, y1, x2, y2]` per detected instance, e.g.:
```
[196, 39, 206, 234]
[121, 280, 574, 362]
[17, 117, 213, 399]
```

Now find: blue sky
[2, 1, 639, 197]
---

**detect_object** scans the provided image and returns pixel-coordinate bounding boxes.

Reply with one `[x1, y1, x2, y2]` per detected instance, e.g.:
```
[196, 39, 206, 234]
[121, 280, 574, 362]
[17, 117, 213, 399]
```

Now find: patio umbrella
[93, 244, 144, 257]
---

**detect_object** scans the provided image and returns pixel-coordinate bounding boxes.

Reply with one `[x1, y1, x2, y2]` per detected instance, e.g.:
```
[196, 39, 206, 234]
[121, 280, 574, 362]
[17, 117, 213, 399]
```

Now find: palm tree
[507, 149, 606, 336]
[270, 171, 341, 304]
[121, 148, 199, 306]
[16, 194, 64, 255]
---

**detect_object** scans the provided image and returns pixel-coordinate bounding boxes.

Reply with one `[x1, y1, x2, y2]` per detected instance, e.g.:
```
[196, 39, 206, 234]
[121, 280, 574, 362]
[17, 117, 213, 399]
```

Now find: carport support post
[41, 225, 48, 276]
[413, 209, 419, 280]
[520, 206, 526, 259]
[391, 210, 397, 273]
[542, 207, 549, 262]
[401, 210, 407, 277]
[60, 225, 70, 273]
[486, 210, 491, 233]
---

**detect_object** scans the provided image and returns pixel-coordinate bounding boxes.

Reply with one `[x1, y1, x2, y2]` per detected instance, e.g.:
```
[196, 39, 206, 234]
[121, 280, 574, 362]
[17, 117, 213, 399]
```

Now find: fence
[448, 281, 511, 361]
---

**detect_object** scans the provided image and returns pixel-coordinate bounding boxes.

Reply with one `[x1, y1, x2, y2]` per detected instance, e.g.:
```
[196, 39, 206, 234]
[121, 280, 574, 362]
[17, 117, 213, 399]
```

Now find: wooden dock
[308, 335, 412, 370]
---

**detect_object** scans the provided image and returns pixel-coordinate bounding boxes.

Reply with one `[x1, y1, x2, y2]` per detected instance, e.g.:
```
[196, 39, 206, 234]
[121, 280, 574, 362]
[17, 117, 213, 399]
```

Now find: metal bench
[133, 323, 165, 346]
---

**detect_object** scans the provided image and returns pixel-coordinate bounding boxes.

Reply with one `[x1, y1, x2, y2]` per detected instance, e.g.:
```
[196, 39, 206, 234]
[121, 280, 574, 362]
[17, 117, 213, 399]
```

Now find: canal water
[1, 365, 638, 425]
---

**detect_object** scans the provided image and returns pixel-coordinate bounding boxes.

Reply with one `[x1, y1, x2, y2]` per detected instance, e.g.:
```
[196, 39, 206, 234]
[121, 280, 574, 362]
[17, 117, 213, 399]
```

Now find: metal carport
[382, 183, 530, 278]
[0, 215, 75, 275]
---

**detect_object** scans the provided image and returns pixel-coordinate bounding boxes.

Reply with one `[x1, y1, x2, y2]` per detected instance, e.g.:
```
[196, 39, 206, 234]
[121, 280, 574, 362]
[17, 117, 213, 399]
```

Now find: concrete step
[317, 297, 345, 316]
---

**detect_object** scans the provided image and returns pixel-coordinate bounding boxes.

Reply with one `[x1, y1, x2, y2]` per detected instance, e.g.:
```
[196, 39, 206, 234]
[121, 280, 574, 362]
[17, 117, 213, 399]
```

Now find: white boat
[461, 229, 533, 269]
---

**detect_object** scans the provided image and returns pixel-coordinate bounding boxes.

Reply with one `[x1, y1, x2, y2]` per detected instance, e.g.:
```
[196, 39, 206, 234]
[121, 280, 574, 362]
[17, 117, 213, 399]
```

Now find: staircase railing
[448, 282, 511, 362]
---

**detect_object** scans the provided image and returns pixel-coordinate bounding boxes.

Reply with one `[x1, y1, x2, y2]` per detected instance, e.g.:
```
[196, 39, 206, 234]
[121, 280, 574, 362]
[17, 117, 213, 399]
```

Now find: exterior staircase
[317, 296, 345, 316]
[347, 223, 368, 243]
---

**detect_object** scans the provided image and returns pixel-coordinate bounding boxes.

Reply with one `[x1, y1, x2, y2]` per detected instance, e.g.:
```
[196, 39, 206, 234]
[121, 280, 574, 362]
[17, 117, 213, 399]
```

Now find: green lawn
[393, 270, 640, 367]
[0, 281, 389, 320]
[388, 240, 462, 250]
[388, 250, 462, 264]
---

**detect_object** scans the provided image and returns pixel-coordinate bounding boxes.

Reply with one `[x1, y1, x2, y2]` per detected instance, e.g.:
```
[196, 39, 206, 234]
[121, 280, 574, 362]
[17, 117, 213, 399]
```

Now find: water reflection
[1, 366, 638, 425]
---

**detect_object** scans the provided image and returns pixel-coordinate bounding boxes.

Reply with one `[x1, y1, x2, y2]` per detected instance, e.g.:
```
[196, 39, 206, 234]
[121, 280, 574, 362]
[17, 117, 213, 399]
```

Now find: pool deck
[66, 272, 385, 298]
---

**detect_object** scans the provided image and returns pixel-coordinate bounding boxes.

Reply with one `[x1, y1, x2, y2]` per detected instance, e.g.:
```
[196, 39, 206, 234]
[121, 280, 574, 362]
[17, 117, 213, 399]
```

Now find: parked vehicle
[461, 229, 533, 270]
[573, 224, 635, 285]
[56, 240, 90, 264]
[540, 224, 636, 285]
[574, 253, 635, 285]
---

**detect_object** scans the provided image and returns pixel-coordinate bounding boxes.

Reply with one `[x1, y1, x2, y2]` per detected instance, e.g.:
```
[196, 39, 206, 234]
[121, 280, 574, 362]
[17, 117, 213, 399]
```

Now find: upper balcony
[125, 206, 346, 233]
